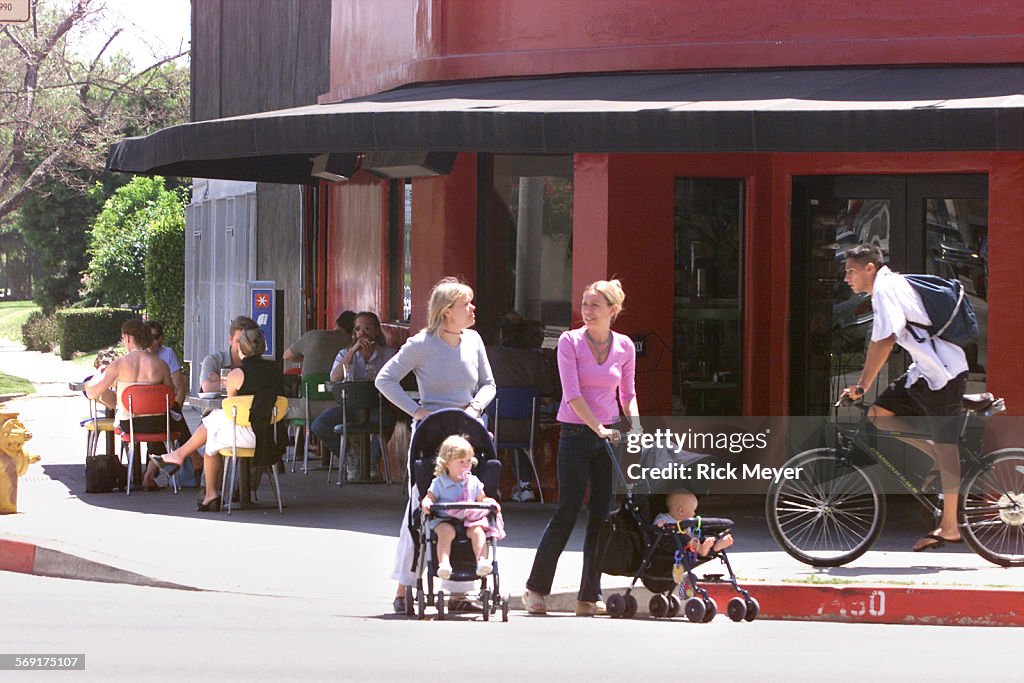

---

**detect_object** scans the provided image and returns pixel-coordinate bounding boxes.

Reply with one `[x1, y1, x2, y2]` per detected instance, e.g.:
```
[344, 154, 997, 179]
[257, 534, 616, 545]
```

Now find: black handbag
[85, 453, 126, 493]
[597, 505, 643, 576]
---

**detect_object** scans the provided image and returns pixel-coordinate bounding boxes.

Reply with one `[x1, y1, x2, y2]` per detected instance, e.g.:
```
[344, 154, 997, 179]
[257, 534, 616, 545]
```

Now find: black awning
[107, 65, 1024, 184]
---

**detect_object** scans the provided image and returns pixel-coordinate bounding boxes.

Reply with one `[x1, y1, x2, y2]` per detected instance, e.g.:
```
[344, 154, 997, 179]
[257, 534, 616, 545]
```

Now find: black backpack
[904, 274, 979, 348]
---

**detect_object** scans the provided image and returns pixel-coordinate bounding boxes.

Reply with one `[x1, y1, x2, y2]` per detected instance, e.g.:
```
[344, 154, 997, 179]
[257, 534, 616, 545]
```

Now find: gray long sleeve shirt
[375, 329, 496, 417]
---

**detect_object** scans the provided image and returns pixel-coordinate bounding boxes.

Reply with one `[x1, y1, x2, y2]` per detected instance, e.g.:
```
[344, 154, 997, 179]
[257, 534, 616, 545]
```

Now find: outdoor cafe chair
[80, 393, 115, 460]
[287, 372, 332, 474]
[328, 381, 394, 485]
[484, 385, 544, 502]
[118, 384, 180, 496]
[219, 395, 290, 514]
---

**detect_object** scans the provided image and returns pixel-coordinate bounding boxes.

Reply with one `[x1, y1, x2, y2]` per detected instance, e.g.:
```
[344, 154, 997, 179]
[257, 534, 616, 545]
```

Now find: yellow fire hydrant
[0, 401, 37, 514]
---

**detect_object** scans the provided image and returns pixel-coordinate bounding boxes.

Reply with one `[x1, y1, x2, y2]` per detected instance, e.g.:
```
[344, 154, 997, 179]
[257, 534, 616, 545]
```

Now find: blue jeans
[310, 406, 385, 464]
[526, 422, 614, 602]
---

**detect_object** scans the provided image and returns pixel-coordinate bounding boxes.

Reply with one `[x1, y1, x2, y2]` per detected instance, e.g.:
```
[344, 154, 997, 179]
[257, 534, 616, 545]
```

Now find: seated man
[311, 311, 397, 481]
[486, 316, 554, 501]
[146, 321, 199, 480]
[199, 316, 258, 393]
[283, 310, 355, 376]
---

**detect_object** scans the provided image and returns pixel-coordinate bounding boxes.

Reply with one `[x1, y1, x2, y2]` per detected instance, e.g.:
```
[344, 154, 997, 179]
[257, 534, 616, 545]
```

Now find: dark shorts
[873, 371, 968, 443]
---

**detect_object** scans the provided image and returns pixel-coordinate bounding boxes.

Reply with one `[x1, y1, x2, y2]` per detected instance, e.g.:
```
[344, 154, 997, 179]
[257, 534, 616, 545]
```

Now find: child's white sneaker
[475, 559, 493, 577]
[437, 561, 452, 580]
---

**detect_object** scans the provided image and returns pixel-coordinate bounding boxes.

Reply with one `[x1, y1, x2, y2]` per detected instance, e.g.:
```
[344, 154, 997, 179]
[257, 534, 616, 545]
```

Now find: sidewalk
[1, 342, 1022, 626]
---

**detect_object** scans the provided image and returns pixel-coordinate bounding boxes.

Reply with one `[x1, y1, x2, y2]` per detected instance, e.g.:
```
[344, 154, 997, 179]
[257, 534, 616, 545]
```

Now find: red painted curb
[700, 582, 1024, 627]
[0, 539, 36, 574]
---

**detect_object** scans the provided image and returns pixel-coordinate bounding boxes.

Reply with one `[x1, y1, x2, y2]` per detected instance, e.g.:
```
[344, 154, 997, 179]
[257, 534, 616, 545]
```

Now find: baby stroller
[601, 441, 759, 623]
[406, 409, 509, 622]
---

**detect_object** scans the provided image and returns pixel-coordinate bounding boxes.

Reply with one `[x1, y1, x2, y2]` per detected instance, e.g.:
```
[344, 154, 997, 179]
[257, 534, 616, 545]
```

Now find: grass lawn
[0, 370, 35, 396]
[0, 301, 40, 343]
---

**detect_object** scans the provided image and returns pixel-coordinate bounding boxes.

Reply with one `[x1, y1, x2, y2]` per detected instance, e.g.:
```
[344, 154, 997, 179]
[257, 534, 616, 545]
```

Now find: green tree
[16, 175, 121, 311]
[145, 208, 186, 359]
[84, 176, 184, 308]
[0, 0, 188, 222]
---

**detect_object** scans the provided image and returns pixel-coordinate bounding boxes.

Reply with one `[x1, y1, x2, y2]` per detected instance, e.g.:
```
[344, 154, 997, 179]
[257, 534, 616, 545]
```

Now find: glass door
[790, 175, 987, 416]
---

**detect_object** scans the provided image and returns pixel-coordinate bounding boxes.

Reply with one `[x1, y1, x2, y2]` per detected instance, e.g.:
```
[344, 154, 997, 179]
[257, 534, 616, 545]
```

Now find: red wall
[597, 151, 1024, 417]
[326, 0, 1024, 101]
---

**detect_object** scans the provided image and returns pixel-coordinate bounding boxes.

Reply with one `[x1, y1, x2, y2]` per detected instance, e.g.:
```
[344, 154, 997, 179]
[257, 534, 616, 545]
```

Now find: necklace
[441, 328, 462, 336]
[585, 329, 612, 364]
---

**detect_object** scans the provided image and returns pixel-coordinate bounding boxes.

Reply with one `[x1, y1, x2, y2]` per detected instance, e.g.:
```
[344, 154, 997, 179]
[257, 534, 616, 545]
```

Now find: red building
[110, 0, 1024, 429]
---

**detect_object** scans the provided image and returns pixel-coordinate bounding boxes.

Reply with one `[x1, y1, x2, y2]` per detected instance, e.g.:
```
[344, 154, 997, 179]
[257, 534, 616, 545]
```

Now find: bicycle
[765, 391, 1024, 567]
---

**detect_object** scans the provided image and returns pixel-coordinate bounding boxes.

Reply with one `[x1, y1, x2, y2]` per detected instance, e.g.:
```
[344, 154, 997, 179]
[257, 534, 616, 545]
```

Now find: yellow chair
[80, 398, 116, 460]
[218, 395, 290, 514]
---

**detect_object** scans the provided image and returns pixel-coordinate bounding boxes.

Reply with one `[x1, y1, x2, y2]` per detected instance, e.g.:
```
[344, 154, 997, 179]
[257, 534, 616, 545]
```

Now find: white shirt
[870, 266, 968, 390]
[331, 345, 397, 382]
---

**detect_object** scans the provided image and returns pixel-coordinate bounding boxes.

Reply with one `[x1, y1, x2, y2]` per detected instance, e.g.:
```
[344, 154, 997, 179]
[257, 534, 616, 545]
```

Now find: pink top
[556, 327, 637, 425]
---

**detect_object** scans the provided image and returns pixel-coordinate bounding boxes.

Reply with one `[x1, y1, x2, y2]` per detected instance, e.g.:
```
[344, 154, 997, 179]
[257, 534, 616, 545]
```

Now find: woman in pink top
[523, 279, 640, 616]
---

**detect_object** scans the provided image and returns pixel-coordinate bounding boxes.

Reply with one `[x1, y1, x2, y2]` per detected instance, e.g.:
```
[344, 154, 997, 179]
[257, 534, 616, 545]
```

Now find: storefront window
[673, 178, 744, 416]
[477, 155, 573, 344]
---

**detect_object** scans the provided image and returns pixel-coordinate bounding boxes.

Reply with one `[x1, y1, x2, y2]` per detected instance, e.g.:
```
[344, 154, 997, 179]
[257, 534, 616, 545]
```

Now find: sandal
[522, 588, 547, 614]
[912, 531, 963, 552]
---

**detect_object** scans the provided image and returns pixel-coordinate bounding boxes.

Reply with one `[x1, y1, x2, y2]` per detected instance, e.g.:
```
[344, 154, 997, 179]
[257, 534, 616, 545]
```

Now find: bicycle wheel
[766, 448, 886, 566]
[960, 448, 1024, 567]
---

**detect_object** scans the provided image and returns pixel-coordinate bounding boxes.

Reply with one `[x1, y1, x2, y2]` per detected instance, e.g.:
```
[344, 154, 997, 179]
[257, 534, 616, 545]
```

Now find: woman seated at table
[86, 319, 173, 492]
[152, 327, 286, 512]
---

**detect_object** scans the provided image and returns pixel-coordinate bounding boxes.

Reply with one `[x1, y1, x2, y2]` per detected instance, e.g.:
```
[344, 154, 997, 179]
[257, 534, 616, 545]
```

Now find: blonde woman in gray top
[375, 276, 496, 613]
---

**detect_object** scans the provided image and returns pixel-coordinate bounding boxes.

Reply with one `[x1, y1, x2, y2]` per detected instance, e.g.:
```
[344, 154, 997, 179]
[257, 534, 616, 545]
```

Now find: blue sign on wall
[249, 283, 276, 359]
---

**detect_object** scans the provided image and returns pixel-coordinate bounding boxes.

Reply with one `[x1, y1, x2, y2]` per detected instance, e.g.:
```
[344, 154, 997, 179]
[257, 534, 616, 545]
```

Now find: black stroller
[405, 409, 509, 621]
[601, 441, 759, 622]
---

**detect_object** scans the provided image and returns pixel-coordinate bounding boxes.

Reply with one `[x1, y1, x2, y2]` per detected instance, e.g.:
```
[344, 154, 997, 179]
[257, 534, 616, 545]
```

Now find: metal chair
[118, 384, 180, 496]
[287, 372, 332, 474]
[329, 381, 394, 485]
[218, 395, 290, 514]
[80, 395, 115, 460]
[485, 385, 544, 502]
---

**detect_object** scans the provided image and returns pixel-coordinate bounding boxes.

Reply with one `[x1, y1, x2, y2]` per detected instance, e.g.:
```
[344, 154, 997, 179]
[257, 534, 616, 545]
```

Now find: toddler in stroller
[601, 440, 758, 622]
[422, 434, 506, 579]
[407, 409, 510, 621]
[654, 491, 734, 557]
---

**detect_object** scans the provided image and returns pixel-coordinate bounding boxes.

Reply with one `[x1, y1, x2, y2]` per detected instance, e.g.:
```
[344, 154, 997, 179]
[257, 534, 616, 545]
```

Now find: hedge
[144, 211, 186, 361]
[55, 307, 136, 360]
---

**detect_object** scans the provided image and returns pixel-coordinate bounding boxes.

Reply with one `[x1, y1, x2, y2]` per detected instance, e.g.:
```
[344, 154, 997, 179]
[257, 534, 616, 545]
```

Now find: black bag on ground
[597, 506, 643, 576]
[85, 453, 126, 493]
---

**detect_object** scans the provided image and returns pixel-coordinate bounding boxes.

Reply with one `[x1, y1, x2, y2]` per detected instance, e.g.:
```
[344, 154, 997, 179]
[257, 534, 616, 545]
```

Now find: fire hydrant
[0, 403, 37, 514]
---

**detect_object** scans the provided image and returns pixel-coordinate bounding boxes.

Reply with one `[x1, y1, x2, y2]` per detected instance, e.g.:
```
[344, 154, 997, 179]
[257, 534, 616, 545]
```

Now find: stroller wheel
[606, 593, 626, 619]
[667, 594, 681, 618]
[649, 594, 670, 619]
[404, 586, 415, 617]
[623, 594, 638, 619]
[683, 596, 706, 623]
[702, 597, 718, 622]
[727, 596, 747, 622]
[481, 589, 491, 622]
[417, 589, 426, 620]
[501, 594, 510, 622]
[744, 596, 760, 622]
[436, 591, 446, 621]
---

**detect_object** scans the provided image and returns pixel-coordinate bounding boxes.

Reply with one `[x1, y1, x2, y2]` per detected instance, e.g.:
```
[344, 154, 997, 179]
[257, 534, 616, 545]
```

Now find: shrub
[22, 311, 58, 352]
[145, 210, 186, 360]
[85, 177, 185, 308]
[55, 307, 136, 360]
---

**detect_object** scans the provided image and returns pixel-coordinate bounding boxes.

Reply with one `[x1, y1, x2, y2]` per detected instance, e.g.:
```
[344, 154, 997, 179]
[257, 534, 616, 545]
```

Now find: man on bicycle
[841, 244, 969, 552]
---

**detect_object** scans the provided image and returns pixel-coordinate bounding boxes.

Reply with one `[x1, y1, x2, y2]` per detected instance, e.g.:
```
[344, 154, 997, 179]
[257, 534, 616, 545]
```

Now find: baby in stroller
[422, 434, 506, 579]
[654, 491, 734, 557]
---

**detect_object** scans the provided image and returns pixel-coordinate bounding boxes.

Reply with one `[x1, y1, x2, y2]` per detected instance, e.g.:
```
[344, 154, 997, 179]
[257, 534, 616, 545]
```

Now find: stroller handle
[430, 502, 499, 511]
[603, 438, 635, 492]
